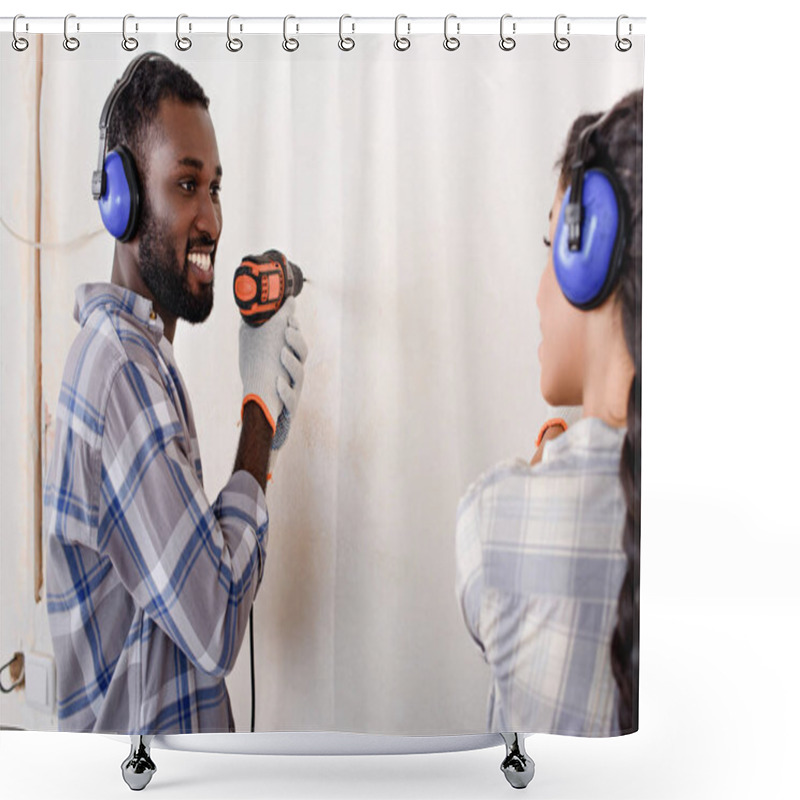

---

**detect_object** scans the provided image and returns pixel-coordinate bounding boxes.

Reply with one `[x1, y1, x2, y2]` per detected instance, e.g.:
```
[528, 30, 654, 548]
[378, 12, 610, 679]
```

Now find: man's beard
[138, 203, 214, 324]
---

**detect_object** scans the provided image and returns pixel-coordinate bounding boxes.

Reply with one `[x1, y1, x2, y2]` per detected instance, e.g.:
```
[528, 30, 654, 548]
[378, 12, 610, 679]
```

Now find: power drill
[233, 249, 305, 326]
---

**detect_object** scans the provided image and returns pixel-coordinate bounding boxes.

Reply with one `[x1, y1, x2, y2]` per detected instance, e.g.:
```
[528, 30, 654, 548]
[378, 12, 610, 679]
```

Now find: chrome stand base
[121, 735, 157, 791]
[117, 732, 529, 790]
[499, 733, 535, 789]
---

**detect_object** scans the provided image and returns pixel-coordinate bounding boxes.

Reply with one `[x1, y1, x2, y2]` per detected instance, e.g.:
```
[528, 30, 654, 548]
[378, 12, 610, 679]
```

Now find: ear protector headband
[91, 52, 171, 242]
[553, 108, 627, 310]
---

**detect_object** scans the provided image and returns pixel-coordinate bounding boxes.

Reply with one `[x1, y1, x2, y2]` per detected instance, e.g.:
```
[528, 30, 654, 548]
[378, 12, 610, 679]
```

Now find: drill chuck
[233, 249, 304, 326]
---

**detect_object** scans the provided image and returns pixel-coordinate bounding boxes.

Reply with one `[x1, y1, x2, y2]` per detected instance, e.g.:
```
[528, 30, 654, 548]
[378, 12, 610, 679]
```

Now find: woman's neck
[580, 305, 634, 428]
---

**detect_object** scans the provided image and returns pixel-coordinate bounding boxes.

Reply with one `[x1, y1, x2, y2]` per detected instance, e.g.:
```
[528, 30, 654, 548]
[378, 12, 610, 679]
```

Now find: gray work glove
[272, 317, 308, 450]
[239, 297, 305, 441]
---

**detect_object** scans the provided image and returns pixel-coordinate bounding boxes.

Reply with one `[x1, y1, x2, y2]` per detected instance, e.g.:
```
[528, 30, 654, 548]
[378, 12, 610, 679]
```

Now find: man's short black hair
[107, 57, 210, 175]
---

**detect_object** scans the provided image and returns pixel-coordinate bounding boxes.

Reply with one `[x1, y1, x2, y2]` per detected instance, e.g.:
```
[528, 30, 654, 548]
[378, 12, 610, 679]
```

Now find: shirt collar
[541, 416, 627, 464]
[73, 282, 165, 341]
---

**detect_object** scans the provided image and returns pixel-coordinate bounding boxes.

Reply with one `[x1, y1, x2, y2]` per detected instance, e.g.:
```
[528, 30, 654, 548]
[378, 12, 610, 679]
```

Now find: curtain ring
[12, 15, 29, 52]
[283, 15, 299, 52]
[553, 14, 570, 51]
[615, 14, 632, 52]
[443, 14, 460, 51]
[499, 14, 516, 51]
[122, 14, 139, 51]
[227, 15, 243, 52]
[63, 13, 80, 51]
[394, 14, 410, 51]
[176, 14, 192, 51]
[338, 14, 355, 51]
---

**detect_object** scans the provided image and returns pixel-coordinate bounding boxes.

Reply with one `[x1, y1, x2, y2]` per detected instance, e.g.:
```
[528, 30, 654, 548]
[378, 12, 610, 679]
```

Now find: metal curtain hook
[443, 14, 460, 51]
[122, 14, 139, 51]
[616, 14, 632, 51]
[394, 14, 410, 51]
[283, 15, 299, 52]
[338, 14, 355, 51]
[227, 15, 243, 52]
[176, 14, 192, 51]
[63, 13, 80, 51]
[12, 14, 29, 52]
[500, 14, 516, 51]
[554, 14, 570, 51]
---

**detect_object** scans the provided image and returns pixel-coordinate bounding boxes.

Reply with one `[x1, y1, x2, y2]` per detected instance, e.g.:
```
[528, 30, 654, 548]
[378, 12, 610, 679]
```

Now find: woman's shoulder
[456, 457, 531, 519]
[459, 418, 625, 503]
[456, 417, 627, 551]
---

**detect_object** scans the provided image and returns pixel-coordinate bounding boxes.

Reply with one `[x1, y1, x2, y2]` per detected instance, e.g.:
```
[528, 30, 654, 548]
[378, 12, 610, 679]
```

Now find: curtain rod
[2, 16, 646, 37]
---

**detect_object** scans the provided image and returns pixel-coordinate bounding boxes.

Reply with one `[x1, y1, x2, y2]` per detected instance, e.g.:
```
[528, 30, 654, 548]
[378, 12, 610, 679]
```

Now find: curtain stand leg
[499, 732, 535, 789]
[121, 735, 157, 791]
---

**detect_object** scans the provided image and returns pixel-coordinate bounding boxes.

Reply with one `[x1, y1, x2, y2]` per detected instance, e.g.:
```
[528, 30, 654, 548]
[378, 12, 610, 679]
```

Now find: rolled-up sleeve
[455, 475, 489, 659]
[97, 360, 268, 678]
[456, 461, 526, 660]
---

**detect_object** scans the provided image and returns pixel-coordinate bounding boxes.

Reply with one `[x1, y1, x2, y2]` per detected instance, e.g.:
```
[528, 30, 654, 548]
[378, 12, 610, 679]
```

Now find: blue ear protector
[91, 52, 171, 242]
[553, 112, 626, 310]
[96, 145, 141, 242]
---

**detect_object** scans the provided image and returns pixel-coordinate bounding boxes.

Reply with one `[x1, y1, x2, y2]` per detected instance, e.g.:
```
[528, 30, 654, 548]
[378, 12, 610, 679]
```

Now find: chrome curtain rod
[2, 15, 646, 36]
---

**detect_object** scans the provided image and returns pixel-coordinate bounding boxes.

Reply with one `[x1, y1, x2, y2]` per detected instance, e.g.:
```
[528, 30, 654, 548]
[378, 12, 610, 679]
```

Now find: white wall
[0, 36, 59, 733]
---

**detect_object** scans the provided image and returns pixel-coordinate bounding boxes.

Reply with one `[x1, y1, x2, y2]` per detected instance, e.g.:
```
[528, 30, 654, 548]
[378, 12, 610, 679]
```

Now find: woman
[455, 89, 642, 736]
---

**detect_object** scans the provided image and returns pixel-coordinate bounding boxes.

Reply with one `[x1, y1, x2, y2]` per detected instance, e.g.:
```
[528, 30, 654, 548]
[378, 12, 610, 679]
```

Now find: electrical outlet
[24, 651, 56, 714]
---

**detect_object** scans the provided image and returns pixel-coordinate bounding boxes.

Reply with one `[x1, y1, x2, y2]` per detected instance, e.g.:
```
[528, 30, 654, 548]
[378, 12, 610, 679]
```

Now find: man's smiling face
[137, 96, 222, 324]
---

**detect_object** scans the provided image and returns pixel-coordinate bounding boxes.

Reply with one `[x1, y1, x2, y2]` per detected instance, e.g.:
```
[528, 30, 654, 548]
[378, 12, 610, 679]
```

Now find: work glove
[272, 318, 308, 450]
[239, 297, 307, 447]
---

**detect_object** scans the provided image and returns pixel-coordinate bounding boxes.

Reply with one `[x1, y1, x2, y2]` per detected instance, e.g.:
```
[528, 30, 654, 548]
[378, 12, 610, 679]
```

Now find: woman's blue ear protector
[91, 52, 171, 242]
[553, 113, 627, 310]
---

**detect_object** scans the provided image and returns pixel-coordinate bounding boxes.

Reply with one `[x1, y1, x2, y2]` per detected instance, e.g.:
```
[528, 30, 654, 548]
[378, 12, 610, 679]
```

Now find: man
[44, 53, 307, 734]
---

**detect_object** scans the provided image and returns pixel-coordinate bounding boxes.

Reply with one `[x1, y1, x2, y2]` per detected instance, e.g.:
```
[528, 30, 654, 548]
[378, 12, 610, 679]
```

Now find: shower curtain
[0, 22, 645, 738]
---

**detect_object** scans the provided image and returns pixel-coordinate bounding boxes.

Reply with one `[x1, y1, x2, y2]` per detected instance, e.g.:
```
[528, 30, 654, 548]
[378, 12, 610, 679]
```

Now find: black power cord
[249, 607, 255, 732]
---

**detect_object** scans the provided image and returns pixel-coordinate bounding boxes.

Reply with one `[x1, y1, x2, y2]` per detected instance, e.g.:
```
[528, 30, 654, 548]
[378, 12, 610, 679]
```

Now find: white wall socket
[24, 651, 56, 714]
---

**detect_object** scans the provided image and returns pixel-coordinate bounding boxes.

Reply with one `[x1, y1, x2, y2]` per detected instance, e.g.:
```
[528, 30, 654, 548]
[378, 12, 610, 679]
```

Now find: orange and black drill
[233, 249, 305, 326]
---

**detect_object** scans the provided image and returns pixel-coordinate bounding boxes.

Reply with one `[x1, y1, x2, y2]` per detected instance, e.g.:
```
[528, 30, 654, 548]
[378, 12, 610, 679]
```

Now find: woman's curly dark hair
[557, 88, 643, 734]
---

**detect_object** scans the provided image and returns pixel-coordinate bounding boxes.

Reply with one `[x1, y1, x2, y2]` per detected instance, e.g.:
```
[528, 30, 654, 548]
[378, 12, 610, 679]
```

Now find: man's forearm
[234, 401, 273, 490]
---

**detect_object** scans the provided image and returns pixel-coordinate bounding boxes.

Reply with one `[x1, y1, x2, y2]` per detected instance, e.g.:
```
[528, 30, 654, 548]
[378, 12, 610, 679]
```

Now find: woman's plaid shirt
[456, 418, 628, 736]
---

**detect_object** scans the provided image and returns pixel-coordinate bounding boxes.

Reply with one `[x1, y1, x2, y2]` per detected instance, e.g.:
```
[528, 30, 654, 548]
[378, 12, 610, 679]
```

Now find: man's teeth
[188, 252, 212, 272]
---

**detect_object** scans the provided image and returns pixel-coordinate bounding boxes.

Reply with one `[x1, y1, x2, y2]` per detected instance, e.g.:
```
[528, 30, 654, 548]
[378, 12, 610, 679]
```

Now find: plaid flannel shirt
[45, 283, 268, 734]
[455, 417, 628, 736]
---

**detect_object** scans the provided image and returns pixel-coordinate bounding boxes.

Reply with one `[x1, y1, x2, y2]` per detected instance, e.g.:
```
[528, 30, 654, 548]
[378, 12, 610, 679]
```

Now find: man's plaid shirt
[45, 283, 268, 734]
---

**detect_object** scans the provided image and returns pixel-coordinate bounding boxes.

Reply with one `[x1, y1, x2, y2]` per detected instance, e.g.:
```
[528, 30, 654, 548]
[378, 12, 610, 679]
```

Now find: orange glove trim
[242, 394, 277, 434]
